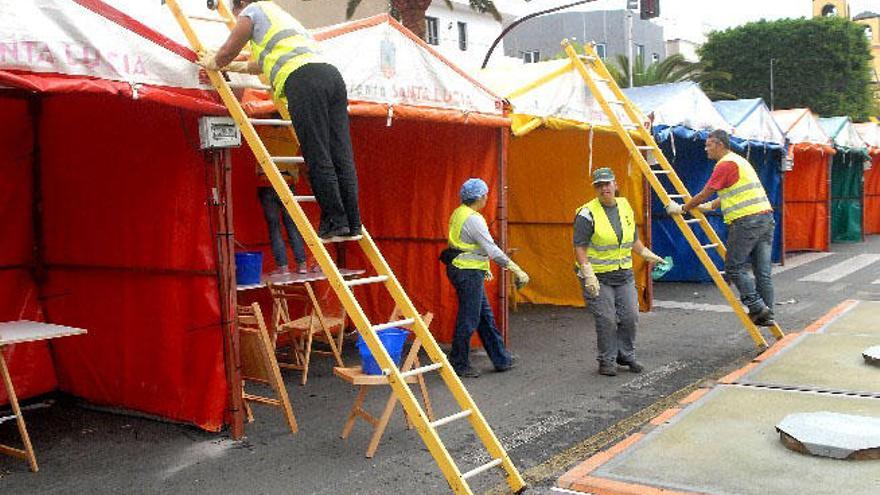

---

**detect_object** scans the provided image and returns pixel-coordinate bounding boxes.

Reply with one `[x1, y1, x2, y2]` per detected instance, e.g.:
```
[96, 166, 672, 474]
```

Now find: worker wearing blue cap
[442, 178, 528, 378]
[574, 167, 666, 376]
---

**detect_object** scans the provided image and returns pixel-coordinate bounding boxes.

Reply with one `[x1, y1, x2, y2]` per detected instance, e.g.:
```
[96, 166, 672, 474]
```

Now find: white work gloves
[636, 246, 665, 265]
[665, 202, 684, 215]
[579, 263, 600, 298]
[507, 261, 530, 290]
[696, 201, 715, 213]
[196, 51, 220, 71]
[484, 270, 494, 282]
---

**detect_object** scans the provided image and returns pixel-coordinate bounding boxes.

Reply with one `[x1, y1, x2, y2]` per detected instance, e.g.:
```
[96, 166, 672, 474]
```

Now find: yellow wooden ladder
[164, 2, 526, 493]
[562, 40, 785, 349]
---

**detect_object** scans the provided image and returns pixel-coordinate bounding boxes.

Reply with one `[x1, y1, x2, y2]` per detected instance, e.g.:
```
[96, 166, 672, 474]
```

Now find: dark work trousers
[581, 278, 638, 366]
[446, 265, 513, 373]
[284, 63, 360, 234]
[257, 184, 307, 267]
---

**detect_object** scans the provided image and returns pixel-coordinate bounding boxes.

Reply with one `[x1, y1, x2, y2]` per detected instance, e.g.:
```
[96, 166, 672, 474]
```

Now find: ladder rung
[595, 77, 611, 83]
[344, 275, 389, 287]
[294, 195, 316, 202]
[373, 318, 415, 332]
[651, 168, 671, 175]
[461, 459, 503, 480]
[667, 194, 686, 199]
[684, 218, 701, 224]
[250, 118, 293, 126]
[272, 156, 304, 164]
[227, 81, 271, 91]
[607, 100, 625, 105]
[701, 243, 719, 250]
[401, 362, 444, 379]
[186, 13, 230, 23]
[636, 146, 654, 150]
[430, 409, 472, 428]
[320, 234, 364, 244]
[621, 124, 639, 130]
[577, 54, 597, 62]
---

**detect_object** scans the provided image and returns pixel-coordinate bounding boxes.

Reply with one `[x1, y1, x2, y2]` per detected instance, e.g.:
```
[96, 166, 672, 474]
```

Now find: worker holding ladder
[200, 0, 361, 240]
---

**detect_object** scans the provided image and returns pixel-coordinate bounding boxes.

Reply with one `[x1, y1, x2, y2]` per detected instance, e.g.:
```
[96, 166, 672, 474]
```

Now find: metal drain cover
[864, 346, 880, 366]
[777, 412, 880, 460]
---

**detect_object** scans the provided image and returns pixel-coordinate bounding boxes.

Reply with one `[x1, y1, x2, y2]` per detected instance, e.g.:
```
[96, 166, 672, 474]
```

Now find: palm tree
[606, 53, 735, 100]
[342, 0, 501, 40]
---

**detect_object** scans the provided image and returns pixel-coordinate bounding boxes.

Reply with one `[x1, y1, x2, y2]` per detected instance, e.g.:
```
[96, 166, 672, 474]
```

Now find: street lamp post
[770, 58, 776, 111]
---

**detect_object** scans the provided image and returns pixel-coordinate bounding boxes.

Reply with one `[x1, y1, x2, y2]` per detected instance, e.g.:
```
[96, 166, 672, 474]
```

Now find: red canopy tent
[771, 109, 836, 252]
[0, 1, 507, 436]
[854, 122, 880, 235]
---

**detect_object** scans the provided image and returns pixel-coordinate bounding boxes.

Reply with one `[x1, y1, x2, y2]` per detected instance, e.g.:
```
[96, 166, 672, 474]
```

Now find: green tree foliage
[698, 17, 875, 119]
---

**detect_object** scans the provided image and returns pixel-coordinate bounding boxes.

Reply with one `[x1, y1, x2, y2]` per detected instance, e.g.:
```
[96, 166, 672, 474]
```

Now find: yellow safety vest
[715, 151, 772, 224]
[448, 205, 491, 273]
[247, 1, 323, 101]
[576, 198, 635, 274]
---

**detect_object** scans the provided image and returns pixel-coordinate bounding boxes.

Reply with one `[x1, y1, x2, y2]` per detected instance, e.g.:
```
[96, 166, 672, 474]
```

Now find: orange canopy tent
[479, 59, 652, 310]
[771, 109, 835, 252]
[854, 122, 880, 235]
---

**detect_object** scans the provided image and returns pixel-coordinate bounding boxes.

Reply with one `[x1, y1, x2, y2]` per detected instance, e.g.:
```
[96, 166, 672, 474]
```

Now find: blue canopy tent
[623, 85, 785, 282]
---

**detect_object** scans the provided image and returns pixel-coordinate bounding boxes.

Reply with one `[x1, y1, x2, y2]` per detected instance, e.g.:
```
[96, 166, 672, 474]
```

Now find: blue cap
[460, 178, 489, 203]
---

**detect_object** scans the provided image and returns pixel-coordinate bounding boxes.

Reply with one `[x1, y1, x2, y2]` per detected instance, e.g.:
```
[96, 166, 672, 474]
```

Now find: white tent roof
[854, 122, 880, 149]
[0, 2, 501, 115]
[770, 108, 832, 146]
[622, 82, 732, 132]
[819, 116, 867, 149]
[713, 98, 786, 144]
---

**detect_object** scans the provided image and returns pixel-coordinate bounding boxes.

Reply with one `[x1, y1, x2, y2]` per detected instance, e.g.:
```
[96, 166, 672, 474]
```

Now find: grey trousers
[582, 280, 639, 365]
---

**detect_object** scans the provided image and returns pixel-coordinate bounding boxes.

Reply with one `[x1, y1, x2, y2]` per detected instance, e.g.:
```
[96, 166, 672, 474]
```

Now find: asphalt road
[3, 236, 879, 494]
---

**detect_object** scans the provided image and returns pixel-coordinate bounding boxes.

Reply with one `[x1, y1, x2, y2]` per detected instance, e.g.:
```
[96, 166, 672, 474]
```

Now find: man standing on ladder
[200, 0, 361, 240]
[443, 179, 529, 378]
[575, 168, 666, 377]
[666, 130, 777, 327]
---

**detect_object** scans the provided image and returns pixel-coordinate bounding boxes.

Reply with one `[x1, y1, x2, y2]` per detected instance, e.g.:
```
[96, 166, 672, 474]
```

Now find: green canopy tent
[819, 117, 870, 243]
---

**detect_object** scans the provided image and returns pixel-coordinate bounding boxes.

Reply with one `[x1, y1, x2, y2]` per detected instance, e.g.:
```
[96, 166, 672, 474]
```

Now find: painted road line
[873, 278, 880, 285]
[772, 252, 834, 274]
[798, 254, 880, 283]
[653, 300, 733, 313]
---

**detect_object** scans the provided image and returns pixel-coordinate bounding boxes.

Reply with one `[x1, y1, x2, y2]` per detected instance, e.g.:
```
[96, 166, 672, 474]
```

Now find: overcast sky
[500, 0, 879, 41]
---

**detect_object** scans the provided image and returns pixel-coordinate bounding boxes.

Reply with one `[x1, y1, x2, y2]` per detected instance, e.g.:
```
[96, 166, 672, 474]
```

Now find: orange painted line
[649, 408, 682, 426]
[566, 475, 698, 495]
[558, 433, 645, 487]
[679, 388, 709, 405]
[718, 362, 758, 384]
[802, 299, 858, 333]
[753, 332, 800, 362]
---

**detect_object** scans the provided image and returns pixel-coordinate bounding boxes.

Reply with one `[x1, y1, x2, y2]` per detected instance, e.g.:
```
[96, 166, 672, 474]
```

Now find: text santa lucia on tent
[0, 40, 148, 77]
[351, 81, 477, 108]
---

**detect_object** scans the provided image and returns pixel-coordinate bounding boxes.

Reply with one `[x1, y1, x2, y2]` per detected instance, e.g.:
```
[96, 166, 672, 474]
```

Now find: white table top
[237, 267, 367, 291]
[0, 321, 88, 346]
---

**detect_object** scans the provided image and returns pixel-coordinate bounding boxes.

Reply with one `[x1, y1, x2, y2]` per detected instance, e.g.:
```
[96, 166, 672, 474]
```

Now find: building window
[595, 43, 607, 59]
[866, 26, 874, 41]
[458, 22, 468, 51]
[821, 4, 838, 16]
[522, 50, 540, 63]
[425, 16, 439, 45]
[652, 53, 660, 63]
[634, 44, 645, 61]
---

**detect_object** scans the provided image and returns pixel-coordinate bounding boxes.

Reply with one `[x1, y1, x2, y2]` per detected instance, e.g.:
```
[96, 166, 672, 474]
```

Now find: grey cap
[591, 167, 615, 184]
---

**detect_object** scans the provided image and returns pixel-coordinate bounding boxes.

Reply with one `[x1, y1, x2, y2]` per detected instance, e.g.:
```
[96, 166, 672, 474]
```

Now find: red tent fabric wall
[0, 95, 57, 405]
[28, 93, 227, 430]
[231, 116, 503, 344]
[865, 153, 880, 235]
[784, 145, 832, 252]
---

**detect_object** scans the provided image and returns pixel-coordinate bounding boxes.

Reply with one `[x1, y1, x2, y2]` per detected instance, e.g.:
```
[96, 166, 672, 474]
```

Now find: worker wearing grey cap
[573, 168, 666, 376]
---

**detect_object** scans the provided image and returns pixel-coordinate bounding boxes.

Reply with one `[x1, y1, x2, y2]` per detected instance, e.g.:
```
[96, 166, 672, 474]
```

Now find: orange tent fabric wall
[865, 153, 880, 235]
[20, 93, 229, 430]
[507, 129, 650, 309]
[0, 95, 57, 405]
[784, 145, 832, 252]
[231, 116, 504, 344]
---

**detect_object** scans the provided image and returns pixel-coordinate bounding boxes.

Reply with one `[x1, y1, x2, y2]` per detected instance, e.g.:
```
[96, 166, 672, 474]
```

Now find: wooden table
[0, 321, 87, 472]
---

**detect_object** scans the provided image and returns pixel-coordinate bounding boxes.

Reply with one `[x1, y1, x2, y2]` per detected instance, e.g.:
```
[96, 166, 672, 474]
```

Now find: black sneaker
[318, 226, 351, 240]
[598, 362, 617, 376]
[754, 316, 777, 327]
[496, 354, 519, 372]
[619, 360, 644, 373]
[456, 367, 481, 378]
[749, 306, 772, 323]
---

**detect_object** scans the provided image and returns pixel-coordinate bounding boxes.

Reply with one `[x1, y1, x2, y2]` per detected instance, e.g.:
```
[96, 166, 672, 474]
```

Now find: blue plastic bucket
[235, 251, 263, 285]
[357, 327, 411, 375]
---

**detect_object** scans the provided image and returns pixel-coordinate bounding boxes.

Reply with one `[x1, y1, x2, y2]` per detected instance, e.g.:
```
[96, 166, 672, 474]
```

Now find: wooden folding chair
[334, 310, 435, 458]
[237, 303, 298, 434]
[269, 282, 345, 385]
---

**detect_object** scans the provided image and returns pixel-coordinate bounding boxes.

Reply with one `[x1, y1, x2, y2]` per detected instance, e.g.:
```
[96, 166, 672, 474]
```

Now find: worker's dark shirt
[573, 201, 637, 286]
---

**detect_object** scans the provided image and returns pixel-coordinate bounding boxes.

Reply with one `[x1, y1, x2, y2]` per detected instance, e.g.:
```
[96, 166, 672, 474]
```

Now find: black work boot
[598, 362, 617, 376]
